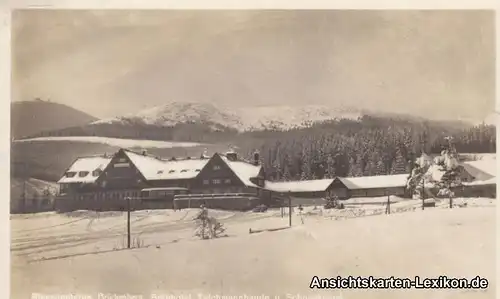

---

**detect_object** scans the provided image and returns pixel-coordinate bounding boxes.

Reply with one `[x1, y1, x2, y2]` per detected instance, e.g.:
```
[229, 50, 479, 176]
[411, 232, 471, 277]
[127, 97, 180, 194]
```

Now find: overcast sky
[12, 10, 494, 121]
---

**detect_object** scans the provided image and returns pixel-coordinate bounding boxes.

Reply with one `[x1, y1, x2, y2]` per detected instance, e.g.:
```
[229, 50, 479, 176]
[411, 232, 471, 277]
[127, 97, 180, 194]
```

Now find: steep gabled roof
[58, 156, 112, 184]
[123, 149, 209, 181]
[205, 153, 263, 188]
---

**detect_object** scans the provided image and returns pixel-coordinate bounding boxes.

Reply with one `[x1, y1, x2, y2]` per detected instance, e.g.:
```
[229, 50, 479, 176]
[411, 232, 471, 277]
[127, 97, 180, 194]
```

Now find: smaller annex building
[264, 174, 410, 206]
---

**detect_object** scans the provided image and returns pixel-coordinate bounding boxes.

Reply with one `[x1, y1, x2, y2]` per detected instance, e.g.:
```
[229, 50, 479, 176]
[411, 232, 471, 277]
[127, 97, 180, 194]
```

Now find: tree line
[238, 116, 495, 181]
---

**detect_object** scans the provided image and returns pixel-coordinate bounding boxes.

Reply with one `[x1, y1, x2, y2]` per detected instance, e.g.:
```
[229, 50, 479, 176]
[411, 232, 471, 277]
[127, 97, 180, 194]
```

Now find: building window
[224, 179, 231, 184]
[212, 179, 221, 185]
[66, 172, 76, 178]
[203, 179, 209, 185]
[213, 165, 221, 171]
[113, 162, 130, 168]
[78, 171, 89, 177]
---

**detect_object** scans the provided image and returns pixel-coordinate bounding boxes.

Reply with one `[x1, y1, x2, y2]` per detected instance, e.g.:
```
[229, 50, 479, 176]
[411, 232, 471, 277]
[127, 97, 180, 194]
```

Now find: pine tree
[437, 138, 463, 205]
[375, 160, 386, 175]
[300, 149, 312, 180]
[272, 157, 281, 181]
[325, 154, 336, 178]
[391, 147, 407, 174]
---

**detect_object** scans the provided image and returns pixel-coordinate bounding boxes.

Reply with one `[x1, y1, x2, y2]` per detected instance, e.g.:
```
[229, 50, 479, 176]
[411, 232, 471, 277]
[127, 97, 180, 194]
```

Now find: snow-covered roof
[58, 156, 112, 184]
[124, 150, 208, 181]
[339, 174, 409, 190]
[462, 160, 496, 181]
[264, 179, 334, 193]
[424, 159, 496, 186]
[220, 155, 262, 188]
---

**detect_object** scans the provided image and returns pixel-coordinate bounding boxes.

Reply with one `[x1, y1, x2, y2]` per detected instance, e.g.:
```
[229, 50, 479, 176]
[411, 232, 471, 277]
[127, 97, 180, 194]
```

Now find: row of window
[202, 178, 231, 185]
[195, 187, 245, 194]
[156, 169, 201, 174]
[75, 191, 139, 201]
[65, 169, 102, 178]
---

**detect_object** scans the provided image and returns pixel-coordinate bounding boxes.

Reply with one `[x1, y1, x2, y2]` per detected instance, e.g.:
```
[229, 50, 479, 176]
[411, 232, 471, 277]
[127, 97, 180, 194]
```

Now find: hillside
[11, 100, 98, 139]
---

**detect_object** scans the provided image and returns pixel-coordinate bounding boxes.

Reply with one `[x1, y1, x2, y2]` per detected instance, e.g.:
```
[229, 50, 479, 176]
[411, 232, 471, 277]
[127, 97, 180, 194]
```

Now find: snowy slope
[14, 136, 203, 149]
[92, 102, 363, 131]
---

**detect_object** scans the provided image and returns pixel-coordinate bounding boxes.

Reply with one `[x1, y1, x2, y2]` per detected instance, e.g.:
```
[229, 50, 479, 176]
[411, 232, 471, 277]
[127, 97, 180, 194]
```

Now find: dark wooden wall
[191, 154, 247, 194]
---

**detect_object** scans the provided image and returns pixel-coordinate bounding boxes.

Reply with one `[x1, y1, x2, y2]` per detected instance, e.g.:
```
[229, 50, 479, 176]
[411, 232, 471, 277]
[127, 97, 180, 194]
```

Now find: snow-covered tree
[194, 207, 226, 239]
[436, 137, 462, 207]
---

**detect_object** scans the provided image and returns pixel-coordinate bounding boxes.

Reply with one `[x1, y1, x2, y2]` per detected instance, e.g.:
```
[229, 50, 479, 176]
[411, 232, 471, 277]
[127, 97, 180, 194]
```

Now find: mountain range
[15, 100, 492, 142]
[92, 102, 366, 132]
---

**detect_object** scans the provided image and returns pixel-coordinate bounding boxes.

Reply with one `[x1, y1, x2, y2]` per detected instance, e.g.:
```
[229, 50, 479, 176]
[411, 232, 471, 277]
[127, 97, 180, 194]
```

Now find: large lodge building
[54, 148, 496, 212]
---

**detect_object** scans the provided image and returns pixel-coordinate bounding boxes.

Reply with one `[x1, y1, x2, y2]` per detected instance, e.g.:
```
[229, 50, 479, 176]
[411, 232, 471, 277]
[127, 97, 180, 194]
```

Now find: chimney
[142, 149, 147, 156]
[253, 150, 260, 166]
[200, 149, 209, 159]
[226, 150, 237, 162]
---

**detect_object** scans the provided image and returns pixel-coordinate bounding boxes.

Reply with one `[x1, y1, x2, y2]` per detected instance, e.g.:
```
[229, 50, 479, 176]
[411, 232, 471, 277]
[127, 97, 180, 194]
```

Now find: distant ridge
[11, 100, 98, 139]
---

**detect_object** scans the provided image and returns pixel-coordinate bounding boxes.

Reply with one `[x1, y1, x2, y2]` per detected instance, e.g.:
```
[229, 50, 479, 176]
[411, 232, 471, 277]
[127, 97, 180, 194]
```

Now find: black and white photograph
[8, 8, 497, 299]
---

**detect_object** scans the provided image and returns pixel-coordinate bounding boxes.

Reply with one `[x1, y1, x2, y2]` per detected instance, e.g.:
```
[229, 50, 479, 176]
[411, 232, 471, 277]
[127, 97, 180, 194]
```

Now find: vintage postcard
[8, 7, 497, 299]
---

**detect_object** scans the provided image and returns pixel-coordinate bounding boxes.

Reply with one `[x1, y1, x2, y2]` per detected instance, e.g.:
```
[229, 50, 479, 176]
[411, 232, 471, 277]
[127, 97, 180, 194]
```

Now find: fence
[173, 193, 260, 211]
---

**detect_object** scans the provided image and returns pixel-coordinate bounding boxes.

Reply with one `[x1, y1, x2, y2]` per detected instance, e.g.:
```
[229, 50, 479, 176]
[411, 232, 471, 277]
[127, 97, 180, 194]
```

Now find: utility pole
[385, 191, 390, 214]
[288, 191, 292, 227]
[421, 131, 427, 211]
[126, 196, 131, 249]
[22, 179, 27, 213]
[421, 177, 425, 211]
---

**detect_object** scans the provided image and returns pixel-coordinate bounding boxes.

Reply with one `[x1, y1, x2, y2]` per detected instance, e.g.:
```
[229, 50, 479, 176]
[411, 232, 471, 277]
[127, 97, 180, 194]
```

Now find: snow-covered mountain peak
[92, 102, 364, 131]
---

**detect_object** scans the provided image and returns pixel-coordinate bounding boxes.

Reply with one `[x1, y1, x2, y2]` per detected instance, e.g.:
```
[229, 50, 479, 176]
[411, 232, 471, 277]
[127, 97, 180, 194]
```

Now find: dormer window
[92, 169, 102, 177]
[65, 172, 77, 178]
[157, 170, 164, 174]
[169, 170, 175, 173]
[195, 169, 201, 172]
[78, 171, 89, 177]
[180, 169, 188, 173]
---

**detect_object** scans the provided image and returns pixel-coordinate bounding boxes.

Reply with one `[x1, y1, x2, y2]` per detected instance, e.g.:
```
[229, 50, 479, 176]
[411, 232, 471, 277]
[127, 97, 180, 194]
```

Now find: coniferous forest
[237, 116, 496, 181]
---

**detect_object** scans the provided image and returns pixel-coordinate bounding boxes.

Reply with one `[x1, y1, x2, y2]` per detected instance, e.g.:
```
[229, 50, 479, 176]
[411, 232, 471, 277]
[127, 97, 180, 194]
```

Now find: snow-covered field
[11, 198, 496, 299]
[13, 136, 203, 149]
